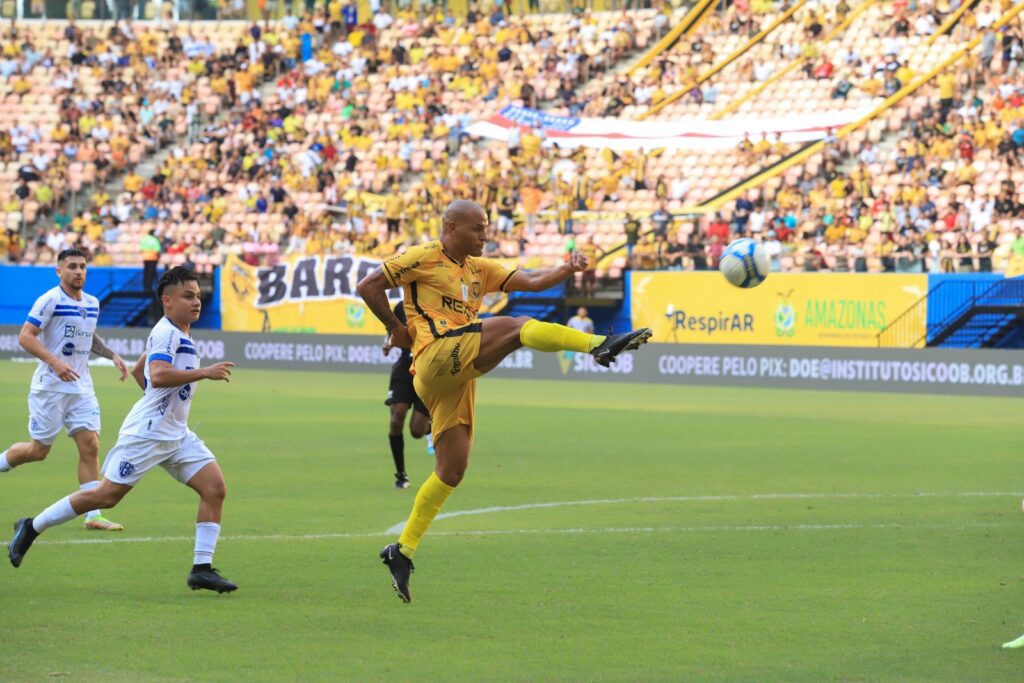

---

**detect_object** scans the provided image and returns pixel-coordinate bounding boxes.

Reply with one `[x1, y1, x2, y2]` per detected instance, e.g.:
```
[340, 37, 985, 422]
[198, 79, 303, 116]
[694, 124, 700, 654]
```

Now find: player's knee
[410, 427, 428, 439]
[389, 416, 405, 434]
[26, 442, 51, 462]
[437, 463, 467, 487]
[205, 479, 227, 503]
[513, 316, 531, 329]
[94, 488, 127, 509]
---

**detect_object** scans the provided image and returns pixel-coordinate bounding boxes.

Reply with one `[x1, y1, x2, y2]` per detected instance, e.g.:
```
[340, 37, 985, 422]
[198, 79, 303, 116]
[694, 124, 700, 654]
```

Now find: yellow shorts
[412, 325, 483, 443]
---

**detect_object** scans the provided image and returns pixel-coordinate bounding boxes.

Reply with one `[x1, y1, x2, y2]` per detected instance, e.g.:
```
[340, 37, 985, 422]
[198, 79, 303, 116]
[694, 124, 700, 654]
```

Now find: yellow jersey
[381, 241, 518, 356]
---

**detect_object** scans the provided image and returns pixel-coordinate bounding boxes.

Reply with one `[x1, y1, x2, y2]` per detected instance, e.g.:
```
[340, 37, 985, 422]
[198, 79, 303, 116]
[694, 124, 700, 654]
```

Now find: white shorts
[28, 390, 101, 445]
[101, 431, 216, 487]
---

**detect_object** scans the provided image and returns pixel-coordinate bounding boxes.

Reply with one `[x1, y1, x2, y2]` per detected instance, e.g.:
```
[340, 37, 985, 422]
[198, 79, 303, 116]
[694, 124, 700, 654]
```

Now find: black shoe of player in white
[380, 543, 414, 603]
[591, 328, 653, 367]
[187, 566, 238, 593]
[395, 473, 410, 489]
[8, 517, 38, 568]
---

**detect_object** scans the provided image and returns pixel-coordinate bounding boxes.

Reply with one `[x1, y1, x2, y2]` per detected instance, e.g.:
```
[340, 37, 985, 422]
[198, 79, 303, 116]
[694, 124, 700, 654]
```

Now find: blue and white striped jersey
[26, 286, 99, 395]
[119, 317, 201, 441]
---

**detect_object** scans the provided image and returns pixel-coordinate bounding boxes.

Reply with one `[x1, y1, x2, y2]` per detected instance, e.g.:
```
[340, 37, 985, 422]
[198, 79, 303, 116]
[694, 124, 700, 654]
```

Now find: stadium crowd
[0, 0, 1022, 282]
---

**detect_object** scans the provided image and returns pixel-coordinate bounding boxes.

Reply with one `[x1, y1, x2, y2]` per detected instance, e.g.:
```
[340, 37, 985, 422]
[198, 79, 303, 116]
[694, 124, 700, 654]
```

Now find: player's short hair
[157, 266, 199, 299]
[57, 248, 87, 263]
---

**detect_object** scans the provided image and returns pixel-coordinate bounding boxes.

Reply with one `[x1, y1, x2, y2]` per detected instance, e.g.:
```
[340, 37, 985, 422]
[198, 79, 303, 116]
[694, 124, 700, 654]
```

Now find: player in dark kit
[384, 303, 433, 490]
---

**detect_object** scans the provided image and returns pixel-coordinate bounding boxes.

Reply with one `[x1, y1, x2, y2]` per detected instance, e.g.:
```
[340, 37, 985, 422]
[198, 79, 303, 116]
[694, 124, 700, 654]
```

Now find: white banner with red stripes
[467, 106, 874, 152]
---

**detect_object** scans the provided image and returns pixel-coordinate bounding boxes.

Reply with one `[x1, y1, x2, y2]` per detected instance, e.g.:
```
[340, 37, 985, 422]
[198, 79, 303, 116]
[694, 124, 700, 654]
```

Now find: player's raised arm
[148, 360, 235, 388]
[18, 321, 78, 382]
[502, 250, 589, 293]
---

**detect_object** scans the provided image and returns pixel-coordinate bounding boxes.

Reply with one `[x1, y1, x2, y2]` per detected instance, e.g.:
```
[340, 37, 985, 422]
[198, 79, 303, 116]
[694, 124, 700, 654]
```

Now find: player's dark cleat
[187, 567, 238, 593]
[591, 328, 653, 367]
[8, 517, 38, 568]
[380, 542, 414, 603]
[395, 473, 410, 489]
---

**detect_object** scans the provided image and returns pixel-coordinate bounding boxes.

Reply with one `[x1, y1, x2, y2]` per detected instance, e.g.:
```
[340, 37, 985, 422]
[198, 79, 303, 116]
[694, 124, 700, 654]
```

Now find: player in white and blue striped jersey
[8, 267, 240, 593]
[0, 248, 128, 531]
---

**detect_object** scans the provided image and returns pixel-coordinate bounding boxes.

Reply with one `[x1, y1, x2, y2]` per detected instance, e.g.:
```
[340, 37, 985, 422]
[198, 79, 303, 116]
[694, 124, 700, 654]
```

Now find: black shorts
[386, 360, 428, 416]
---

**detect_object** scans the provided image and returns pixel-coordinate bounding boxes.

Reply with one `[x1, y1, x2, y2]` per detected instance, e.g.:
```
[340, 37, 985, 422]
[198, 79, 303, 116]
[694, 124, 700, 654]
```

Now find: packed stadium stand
[0, 0, 1022, 284]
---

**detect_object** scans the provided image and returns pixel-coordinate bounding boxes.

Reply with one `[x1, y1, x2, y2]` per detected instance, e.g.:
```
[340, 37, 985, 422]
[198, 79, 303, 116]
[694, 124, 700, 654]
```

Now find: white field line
[384, 490, 1024, 534]
[21, 490, 1021, 546]
[35, 521, 1014, 547]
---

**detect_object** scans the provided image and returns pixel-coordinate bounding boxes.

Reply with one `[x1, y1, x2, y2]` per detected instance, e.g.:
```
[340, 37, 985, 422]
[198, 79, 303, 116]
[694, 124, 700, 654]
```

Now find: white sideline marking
[36, 520, 1015, 547]
[24, 490, 1021, 546]
[384, 490, 1024, 535]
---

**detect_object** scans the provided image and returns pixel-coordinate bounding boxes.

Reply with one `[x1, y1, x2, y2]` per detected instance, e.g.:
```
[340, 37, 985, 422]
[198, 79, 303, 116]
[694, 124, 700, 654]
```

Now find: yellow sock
[520, 319, 605, 353]
[397, 472, 455, 558]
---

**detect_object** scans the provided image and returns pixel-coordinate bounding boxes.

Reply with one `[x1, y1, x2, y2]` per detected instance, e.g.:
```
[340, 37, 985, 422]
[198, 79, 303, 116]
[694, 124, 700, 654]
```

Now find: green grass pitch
[0, 360, 1023, 681]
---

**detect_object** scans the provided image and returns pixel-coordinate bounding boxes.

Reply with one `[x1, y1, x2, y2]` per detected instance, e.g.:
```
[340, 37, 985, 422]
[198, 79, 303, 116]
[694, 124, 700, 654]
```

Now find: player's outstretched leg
[8, 518, 38, 568]
[9, 480, 132, 568]
[520, 318, 652, 366]
[474, 316, 651, 375]
[588, 328, 653, 367]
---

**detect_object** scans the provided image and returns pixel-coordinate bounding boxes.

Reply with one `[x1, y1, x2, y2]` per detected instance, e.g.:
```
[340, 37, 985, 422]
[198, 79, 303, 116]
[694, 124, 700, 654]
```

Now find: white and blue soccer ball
[719, 238, 770, 289]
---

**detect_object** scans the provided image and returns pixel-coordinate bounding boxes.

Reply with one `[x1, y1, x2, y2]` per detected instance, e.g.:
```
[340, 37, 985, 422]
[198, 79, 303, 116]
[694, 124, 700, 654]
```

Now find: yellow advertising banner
[221, 252, 515, 334]
[221, 253, 397, 334]
[631, 272, 928, 347]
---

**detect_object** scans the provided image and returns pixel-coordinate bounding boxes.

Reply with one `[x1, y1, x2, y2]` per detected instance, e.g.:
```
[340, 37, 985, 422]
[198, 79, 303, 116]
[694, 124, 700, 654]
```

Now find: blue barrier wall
[925, 273, 1005, 333]
[0, 265, 221, 329]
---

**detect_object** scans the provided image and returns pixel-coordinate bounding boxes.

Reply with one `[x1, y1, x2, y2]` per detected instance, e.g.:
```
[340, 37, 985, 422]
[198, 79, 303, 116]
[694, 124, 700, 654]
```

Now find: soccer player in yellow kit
[356, 200, 651, 603]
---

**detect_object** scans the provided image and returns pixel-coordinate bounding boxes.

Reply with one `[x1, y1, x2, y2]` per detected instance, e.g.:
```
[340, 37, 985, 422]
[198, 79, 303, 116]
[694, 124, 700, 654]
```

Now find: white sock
[32, 495, 78, 533]
[426, 434, 434, 450]
[194, 522, 221, 565]
[80, 481, 101, 519]
[0, 450, 10, 472]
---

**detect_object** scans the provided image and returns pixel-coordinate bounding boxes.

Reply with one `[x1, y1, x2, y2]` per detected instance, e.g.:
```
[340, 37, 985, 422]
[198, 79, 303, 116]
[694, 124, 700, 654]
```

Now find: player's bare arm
[149, 360, 235, 388]
[504, 251, 589, 293]
[131, 353, 146, 390]
[357, 269, 410, 348]
[91, 333, 128, 382]
[18, 321, 78, 382]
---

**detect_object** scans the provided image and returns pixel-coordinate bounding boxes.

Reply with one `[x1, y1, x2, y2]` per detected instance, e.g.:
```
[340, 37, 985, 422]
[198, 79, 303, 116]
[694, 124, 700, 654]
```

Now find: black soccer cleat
[187, 567, 238, 593]
[591, 327, 653, 367]
[395, 473, 410, 490]
[8, 517, 38, 568]
[380, 542, 414, 603]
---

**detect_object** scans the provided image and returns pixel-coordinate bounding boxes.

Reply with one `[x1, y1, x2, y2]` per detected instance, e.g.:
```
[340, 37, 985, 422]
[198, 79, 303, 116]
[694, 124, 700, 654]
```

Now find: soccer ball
[719, 238, 770, 289]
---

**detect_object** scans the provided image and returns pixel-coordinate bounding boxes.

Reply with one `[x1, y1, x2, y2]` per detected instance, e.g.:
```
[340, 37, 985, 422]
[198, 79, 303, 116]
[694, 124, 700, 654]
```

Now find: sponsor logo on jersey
[441, 295, 473, 316]
[449, 343, 462, 376]
[118, 461, 136, 478]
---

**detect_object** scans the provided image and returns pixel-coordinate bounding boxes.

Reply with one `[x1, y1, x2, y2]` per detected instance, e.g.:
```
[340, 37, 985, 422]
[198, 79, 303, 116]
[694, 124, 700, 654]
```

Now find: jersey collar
[440, 245, 464, 266]
[163, 316, 191, 335]
[58, 284, 83, 302]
